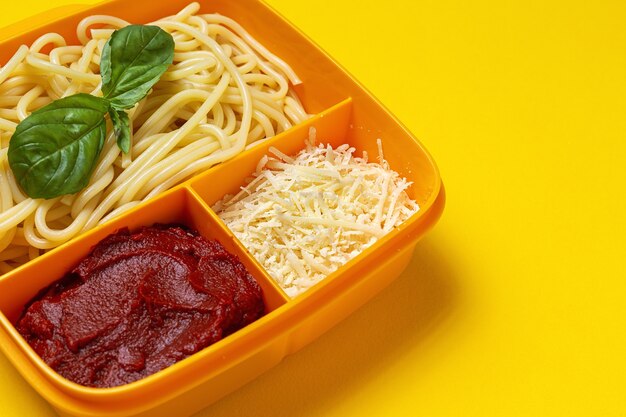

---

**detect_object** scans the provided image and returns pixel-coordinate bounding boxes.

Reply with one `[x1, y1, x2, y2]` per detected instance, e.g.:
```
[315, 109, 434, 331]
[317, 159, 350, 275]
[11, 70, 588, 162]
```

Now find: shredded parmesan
[214, 139, 420, 297]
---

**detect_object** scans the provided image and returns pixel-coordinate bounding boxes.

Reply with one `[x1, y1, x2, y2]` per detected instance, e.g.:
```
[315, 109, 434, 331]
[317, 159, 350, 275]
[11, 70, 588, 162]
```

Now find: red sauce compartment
[0, 186, 288, 395]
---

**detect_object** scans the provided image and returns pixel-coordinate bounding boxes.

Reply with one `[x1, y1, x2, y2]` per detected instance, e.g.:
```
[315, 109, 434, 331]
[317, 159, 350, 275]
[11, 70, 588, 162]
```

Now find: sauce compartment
[0, 186, 294, 415]
[0, 0, 444, 415]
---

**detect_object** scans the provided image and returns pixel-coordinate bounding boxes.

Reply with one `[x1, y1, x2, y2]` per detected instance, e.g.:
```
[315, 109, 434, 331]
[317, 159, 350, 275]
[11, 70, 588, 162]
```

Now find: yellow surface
[1, 0, 625, 416]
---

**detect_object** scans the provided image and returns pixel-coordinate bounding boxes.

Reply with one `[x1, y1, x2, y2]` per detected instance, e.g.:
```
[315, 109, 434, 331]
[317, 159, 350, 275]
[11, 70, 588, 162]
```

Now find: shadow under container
[0, 0, 445, 416]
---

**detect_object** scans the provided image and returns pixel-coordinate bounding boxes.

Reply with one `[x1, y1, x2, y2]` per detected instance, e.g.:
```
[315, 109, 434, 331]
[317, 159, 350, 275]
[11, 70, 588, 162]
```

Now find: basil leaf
[101, 25, 174, 110]
[109, 109, 131, 153]
[7, 94, 109, 199]
[7, 25, 174, 199]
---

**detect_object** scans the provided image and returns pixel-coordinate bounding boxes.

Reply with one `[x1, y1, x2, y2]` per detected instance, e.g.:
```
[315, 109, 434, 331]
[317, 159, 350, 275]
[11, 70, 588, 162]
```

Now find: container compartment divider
[184, 186, 290, 309]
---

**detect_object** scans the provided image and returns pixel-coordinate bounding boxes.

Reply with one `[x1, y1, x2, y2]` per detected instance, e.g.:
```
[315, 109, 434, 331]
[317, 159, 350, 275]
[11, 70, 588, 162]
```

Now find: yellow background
[1, 0, 625, 416]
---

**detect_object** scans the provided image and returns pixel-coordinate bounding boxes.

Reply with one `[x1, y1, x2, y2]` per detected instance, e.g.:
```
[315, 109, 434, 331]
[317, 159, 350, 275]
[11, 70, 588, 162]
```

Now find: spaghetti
[0, 2, 309, 272]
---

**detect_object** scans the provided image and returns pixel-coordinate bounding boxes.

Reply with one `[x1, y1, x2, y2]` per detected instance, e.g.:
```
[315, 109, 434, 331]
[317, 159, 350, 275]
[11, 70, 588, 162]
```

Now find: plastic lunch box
[0, 0, 445, 416]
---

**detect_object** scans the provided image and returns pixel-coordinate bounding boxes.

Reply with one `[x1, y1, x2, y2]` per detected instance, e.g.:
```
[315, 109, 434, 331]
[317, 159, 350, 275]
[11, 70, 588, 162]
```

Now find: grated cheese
[213, 138, 420, 298]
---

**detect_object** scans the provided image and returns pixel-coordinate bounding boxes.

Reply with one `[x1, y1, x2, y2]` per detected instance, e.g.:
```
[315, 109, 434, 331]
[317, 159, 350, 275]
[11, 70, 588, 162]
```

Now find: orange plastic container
[0, 1, 445, 416]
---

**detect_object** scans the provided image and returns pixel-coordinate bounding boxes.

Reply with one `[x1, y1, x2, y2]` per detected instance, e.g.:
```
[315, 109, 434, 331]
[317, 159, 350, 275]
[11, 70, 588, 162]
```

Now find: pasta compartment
[0, 0, 330, 275]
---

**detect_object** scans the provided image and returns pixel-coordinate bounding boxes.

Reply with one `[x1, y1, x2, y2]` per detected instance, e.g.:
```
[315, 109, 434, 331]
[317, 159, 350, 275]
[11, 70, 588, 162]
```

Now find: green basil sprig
[102, 25, 175, 110]
[8, 25, 174, 199]
[8, 94, 109, 199]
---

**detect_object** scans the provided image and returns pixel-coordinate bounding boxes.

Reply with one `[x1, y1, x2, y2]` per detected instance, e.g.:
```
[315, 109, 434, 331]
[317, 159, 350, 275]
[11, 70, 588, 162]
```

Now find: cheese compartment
[189, 97, 441, 300]
[188, 92, 444, 358]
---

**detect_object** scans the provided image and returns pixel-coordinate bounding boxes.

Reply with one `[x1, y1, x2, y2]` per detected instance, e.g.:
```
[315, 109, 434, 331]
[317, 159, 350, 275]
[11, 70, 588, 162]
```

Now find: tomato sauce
[17, 225, 265, 388]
